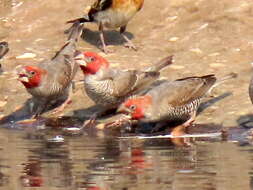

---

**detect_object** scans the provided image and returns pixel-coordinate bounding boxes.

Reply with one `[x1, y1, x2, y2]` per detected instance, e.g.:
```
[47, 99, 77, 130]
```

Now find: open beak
[18, 74, 29, 82]
[17, 68, 29, 82]
[74, 54, 87, 67]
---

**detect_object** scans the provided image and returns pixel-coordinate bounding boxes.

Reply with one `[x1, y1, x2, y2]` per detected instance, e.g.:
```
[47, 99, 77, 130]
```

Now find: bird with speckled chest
[66, 0, 144, 53]
[117, 73, 237, 132]
[75, 51, 173, 114]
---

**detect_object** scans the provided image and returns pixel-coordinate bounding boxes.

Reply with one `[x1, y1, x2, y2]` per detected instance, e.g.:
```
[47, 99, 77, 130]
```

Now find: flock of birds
[0, 0, 250, 135]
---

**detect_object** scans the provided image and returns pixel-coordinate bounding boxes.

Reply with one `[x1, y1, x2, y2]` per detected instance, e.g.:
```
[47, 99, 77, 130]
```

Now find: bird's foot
[31, 114, 39, 119]
[105, 117, 130, 128]
[124, 41, 137, 51]
[50, 99, 72, 115]
[100, 45, 114, 54]
[182, 119, 195, 128]
[83, 114, 97, 128]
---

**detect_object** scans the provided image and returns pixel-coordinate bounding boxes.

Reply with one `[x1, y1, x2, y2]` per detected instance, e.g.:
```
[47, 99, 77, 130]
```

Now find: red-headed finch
[117, 73, 237, 131]
[18, 22, 83, 118]
[75, 51, 173, 120]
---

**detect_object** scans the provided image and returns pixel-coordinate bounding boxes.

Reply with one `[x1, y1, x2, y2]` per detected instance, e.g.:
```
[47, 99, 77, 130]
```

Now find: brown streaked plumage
[118, 73, 237, 131]
[67, 0, 144, 53]
[76, 52, 173, 110]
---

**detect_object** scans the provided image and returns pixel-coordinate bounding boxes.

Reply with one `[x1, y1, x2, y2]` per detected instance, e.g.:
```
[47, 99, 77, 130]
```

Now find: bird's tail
[65, 16, 90, 34]
[215, 72, 237, 85]
[207, 72, 237, 96]
[66, 16, 91, 24]
[145, 55, 173, 72]
[67, 21, 84, 43]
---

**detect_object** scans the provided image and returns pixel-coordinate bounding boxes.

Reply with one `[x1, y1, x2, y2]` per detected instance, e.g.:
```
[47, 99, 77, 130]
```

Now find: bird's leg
[150, 122, 167, 133]
[105, 116, 132, 128]
[82, 106, 110, 128]
[51, 86, 74, 115]
[182, 112, 196, 128]
[98, 23, 111, 54]
[51, 97, 72, 115]
[32, 101, 48, 119]
[82, 113, 98, 128]
[120, 25, 137, 51]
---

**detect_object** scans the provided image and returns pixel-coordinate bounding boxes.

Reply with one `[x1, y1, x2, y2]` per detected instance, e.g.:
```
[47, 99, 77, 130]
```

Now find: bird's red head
[117, 95, 152, 120]
[75, 51, 109, 75]
[18, 66, 46, 88]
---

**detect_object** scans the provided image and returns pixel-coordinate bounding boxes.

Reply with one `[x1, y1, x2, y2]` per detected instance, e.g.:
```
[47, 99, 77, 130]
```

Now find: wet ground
[1, 0, 253, 189]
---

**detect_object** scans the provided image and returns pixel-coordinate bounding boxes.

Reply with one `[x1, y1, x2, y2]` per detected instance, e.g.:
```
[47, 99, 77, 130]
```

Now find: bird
[117, 73, 237, 132]
[17, 22, 83, 118]
[75, 51, 173, 120]
[66, 0, 144, 53]
[0, 41, 9, 73]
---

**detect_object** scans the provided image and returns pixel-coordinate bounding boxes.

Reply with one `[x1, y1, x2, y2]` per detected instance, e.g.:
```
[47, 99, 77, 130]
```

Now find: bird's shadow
[0, 98, 35, 127]
[237, 114, 253, 129]
[198, 92, 232, 115]
[0, 97, 69, 128]
[81, 28, 134, 49]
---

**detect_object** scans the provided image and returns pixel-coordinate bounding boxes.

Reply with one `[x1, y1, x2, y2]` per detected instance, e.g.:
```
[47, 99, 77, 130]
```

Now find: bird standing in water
[67, 0, 144, 53]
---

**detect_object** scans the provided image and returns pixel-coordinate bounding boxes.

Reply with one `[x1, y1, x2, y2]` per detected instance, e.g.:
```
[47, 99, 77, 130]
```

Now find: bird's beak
[17, 69, 29, 82]
[18, 74, 29, 82]
[74, 54, 87, 67]
[117, 105, 131, 114]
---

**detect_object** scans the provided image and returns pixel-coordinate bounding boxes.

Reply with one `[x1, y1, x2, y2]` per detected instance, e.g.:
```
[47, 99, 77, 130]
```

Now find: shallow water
[1, 0, 253, 189]
[0, 124, 251, 190]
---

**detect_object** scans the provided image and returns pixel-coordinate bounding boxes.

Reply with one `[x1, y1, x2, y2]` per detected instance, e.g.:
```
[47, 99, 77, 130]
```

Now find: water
[0, 124, 250, 190]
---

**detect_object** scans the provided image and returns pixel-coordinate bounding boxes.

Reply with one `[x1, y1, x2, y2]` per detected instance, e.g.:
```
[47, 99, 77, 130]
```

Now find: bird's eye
[129, 105, 136, 111]
[30, 71, 35, 75]
[89, 57, 95, 62]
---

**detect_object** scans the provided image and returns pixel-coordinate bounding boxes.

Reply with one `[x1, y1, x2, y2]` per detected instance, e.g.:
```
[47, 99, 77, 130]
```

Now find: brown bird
[17, 22, 83, 118]
[117, 73, 237, 131]
[76, 51, 173, 115]
[67, 0, 144, 53]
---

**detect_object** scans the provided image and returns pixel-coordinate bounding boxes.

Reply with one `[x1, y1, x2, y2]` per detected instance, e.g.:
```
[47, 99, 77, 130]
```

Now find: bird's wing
[98, 69, 138, 97]
[42, 55, 73, 89]
[89, 0, 113, 15]
[152, 75, 217, 107]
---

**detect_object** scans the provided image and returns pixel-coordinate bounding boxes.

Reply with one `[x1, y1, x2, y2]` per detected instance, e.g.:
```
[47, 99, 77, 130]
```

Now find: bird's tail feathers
[64, 16, 90, 36]
[145, 55, 173, 72]
[215, 72, 237, 85]
[66, 15, 90, 24]
[67, 21, 84, 43]
[207, 72, 237, 96]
